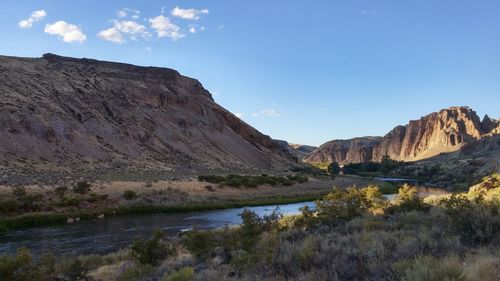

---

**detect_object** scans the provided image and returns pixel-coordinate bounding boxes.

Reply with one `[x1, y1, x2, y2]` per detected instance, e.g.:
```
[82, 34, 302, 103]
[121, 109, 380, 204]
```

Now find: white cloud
[251, 113, 259, 117]
[113, 20, 149, 39]
[234, 113, 245, 118]
[260, 109, 281, 117]
[19, 9, 47, 28]
[217, 25, 224, 30]
[171, 7, 208, 20]
[189, 27, 196, 33]
[98, 27, 123, 44]
[146, 46, 152, 52]
[44, 21, 86, 43]
[98, 20, 149, 44]
[149, 15, 184, 40]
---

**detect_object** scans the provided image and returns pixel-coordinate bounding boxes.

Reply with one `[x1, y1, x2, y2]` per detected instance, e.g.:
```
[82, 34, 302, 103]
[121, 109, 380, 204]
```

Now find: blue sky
[1, 1, 499, 146]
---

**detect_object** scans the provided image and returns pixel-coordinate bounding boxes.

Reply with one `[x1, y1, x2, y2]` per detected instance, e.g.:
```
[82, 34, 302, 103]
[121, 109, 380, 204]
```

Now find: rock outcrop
[0, 54, 299, 184]
[305, 107, 499, 164]
[274, 140, 317, 160]
[304, 137, 381, 165]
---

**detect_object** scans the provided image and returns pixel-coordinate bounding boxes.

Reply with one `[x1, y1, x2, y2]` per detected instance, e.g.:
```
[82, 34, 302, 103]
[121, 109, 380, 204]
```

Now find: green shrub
[327, 162, 341, 178]
[315, 186, 387, 225]
[163, 267, 194, 281]
[391, 184, 429, 212]
[0, 199, 21, 213]
[394, 256, 465, 281]
[118, 264, 154, 281]
[0, 248, 56, 281]
[62, 196, 83, 207]
[87, 192, 108, 202]
[73, 181, 91, 194]
[183, 230, 217, 259]
[54, 186, 68, 198]
[123, 190, 137, 200]
[12, 187, 27, 199]
[131, 229, 175, 265]
[440, 194, 500, 246]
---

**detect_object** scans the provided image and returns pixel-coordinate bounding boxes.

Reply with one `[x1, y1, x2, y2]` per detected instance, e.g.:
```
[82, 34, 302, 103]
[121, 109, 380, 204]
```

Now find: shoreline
[0, 193, 326, 234]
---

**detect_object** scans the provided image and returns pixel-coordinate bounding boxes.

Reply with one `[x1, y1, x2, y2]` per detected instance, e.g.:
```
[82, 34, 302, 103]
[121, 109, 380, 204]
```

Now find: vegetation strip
[0, 193, 326, 233]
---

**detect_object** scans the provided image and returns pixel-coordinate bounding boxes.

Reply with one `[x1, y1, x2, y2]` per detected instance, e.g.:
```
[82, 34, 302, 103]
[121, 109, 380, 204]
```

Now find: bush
[0, 248, 56, 281]
[163, 267, 194, 281]
[12, 187, 27, 199]
[123, 190, 137, 200]
[0, 199, 21, 213]
[73, 181, 91, 194]
[204, 185, 215, 192]
[87, 192, 108, 202]
[394, 256, 465, 281]
[182, 230, 217, 259]
[118, 264, 154, 281]
[131, 229, 175, 265]
[62, 196, 83, 207]
[327, 162, 340, 178]
[391, 184, 429, 212]
[440, 194, 500, 246]
[54, 186, 68, 198]
[198, 174, 307, 188]
[315, 186, 387, 225]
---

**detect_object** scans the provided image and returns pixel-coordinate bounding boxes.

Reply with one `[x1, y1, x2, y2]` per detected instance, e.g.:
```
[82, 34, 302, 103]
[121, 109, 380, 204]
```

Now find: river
[0, 201, 315, 257]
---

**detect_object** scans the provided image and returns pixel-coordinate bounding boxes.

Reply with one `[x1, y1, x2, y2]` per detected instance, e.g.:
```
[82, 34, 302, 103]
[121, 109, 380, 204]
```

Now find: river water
[0, 201, 315, 257]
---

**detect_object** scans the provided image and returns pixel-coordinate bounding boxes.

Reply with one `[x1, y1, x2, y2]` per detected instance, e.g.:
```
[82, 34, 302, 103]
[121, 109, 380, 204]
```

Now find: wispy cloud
[260, 109, 281, 117]
[44, 21, 86, 43]
[171, 7, 208, 20]
[234, 112, 245, 118]
[19, 10, 46, 29]
[117, 8, 140, 19]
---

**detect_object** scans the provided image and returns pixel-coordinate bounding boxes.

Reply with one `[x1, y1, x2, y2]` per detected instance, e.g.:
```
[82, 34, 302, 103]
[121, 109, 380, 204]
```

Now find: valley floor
[1, 174, 499, 281]
[0, 175, 391, 232]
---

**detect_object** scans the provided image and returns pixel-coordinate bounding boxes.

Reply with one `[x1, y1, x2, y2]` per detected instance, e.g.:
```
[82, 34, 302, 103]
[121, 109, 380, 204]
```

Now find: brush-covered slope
[0, 54, 298, 184]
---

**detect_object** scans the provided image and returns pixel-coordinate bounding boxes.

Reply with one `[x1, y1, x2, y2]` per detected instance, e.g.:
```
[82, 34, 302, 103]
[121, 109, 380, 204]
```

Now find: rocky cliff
[273, 140, 317, 160]
[0, 54, 299, 184]
[305, 107, 499, 164]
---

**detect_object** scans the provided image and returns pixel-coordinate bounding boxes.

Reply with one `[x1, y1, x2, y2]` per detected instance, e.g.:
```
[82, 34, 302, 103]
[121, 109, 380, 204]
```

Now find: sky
[0, 0, 499, 146]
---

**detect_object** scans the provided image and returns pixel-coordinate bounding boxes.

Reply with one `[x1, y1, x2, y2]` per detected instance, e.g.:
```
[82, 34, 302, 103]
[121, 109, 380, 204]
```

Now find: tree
[327, 162, 341, 178]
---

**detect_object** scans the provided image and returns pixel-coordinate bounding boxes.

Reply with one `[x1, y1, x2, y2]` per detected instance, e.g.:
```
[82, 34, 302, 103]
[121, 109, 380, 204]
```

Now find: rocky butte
[0, 54, 299, 184]
[305, 106, 500, 165]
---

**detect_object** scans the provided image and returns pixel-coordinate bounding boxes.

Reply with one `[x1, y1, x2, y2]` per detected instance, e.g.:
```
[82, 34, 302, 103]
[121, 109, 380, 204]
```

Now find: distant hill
[305, 106, 499, 165]
[273, 140, 317, 160]
[0, 54, 300, 185]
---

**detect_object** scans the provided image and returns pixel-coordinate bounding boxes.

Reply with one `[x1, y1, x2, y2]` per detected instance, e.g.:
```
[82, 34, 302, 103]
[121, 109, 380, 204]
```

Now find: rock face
[273, 140, 317, 160]
[305, 107, 499, 164]
[0, 54, 298, 183]
[304, 137, 381, 165]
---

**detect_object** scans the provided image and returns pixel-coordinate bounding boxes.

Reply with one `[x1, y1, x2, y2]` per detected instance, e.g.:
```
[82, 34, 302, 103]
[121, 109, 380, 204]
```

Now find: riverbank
[0, 175, 393, 233]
